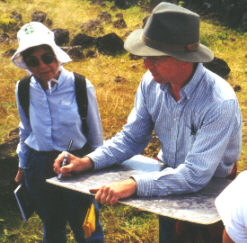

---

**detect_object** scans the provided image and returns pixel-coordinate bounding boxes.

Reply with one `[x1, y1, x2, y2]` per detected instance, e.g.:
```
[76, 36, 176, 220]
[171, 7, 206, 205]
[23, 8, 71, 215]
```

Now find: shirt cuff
[131, 173, 155, 197]
[19, 157, 27, 169]
[17, 146, 31, 169]
[88, 151, 114, 170]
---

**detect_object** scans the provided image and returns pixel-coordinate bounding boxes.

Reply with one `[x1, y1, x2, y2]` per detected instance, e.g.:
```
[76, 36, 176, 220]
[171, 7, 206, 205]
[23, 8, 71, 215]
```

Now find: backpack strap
[74, 72, 89, 137]
[17, 76, 31, 119]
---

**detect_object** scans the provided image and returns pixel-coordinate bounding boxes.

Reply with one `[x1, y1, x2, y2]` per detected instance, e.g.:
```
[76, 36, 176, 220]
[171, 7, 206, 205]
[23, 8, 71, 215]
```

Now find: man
[215, 170, 247, 243]
[54, 2, 242, 242]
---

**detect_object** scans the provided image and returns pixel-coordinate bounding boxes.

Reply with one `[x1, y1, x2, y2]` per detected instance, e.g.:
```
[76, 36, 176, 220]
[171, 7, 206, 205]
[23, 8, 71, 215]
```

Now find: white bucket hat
[11, 22, 71, 69]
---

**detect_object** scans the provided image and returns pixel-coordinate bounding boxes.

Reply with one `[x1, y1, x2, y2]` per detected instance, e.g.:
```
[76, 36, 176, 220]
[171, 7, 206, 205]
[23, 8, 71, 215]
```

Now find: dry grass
[1, 0, 247, 242]
[0, 0, 148, 142]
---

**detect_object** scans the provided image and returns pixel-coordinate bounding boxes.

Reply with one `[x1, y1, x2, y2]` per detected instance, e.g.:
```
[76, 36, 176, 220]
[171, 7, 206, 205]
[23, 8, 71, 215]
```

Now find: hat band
[142, 34, 199, 52]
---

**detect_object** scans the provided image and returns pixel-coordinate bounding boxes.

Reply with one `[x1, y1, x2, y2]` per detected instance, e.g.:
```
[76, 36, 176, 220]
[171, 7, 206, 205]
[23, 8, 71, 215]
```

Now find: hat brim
[11, 41, 71, 69]
[124, 29, 214, 63]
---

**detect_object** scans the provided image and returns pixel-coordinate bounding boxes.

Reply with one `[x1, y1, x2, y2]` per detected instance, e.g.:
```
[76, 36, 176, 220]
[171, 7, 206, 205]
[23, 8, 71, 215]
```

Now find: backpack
[17, 72, 89, 136]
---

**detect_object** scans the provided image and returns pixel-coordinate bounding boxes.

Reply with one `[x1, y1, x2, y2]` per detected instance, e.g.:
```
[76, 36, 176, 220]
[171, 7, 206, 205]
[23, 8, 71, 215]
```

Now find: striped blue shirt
[90, 63, 242, 197]
[16, 67, 103, 168]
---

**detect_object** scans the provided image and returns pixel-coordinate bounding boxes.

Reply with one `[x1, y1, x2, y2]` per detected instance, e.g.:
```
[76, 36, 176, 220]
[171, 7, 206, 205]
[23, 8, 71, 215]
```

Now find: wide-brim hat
[11, 22, 71, 69]
[124, 2, 214, 63]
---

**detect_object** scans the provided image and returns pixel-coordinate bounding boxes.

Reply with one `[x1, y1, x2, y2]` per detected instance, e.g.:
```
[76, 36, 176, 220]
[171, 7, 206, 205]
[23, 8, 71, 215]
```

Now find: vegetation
[0, 0, 247, 242]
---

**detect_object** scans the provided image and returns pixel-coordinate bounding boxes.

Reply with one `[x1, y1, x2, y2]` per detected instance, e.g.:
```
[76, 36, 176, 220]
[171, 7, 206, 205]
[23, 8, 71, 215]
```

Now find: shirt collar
[30, 66, 66, 93]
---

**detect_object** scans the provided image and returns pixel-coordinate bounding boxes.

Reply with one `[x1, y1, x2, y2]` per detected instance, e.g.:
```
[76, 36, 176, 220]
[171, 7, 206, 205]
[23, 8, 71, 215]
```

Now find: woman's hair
[22, 44, 55, 64]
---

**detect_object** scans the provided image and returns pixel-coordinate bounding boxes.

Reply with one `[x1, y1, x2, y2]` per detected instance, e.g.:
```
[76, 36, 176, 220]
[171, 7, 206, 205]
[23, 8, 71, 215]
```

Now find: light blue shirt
[89, 63, 242, 197]
[16, 67, 103, 168]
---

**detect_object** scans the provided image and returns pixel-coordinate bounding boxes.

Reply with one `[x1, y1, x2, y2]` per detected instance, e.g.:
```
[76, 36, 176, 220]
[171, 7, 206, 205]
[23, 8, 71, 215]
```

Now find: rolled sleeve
[132, 173, 155, 197]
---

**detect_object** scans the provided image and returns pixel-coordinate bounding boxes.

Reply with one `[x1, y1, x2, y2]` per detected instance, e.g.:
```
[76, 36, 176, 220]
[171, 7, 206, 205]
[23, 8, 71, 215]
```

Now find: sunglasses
[24, 53, 56, 67]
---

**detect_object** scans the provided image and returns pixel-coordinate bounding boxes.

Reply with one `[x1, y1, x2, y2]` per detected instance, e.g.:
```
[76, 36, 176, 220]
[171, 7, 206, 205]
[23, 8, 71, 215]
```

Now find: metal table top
[46, 155, 230, 225]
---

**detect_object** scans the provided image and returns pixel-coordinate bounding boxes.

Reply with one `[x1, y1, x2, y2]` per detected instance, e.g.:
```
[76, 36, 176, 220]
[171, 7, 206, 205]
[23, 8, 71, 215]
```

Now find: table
[46, 155, 230, 225]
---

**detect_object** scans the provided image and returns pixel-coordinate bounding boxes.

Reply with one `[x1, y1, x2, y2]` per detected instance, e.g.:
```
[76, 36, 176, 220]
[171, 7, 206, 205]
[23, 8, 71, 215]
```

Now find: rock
[113, 17, 127, 29]
[96, 33, 124, 55]
[2, 48, 16, 57]
[204, 57, 231, 78]
[45, 18, 53, 27]
[53, 28, 70, 46]
[71, 33, 96, 49]
[115, 0, 133, 9]
[0, 128, 19, 160]
[0, 33, 10, 43]
[31, 11, 47, 23]
[0, 128, 19, 205]
[131, 65, 137, 70]
[89, 0, 106, 7]
[11, 11, 22, 22]
[80, 19, 104, 35]
[241, 11, 247, 29]
[114, 76, 126, 83]
[224, 4, 244, 28]
[67, 46, 84, 60]
[97, 83, 104, 87]
[97, 11, 112, 24]
[85, 49, 97, 58]
[234, 85, 241, 92]
[115, 13, 123, 19]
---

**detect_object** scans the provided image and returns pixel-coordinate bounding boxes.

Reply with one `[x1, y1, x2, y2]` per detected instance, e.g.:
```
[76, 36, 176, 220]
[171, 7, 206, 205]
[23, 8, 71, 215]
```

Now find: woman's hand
[14, 168, 25, 184]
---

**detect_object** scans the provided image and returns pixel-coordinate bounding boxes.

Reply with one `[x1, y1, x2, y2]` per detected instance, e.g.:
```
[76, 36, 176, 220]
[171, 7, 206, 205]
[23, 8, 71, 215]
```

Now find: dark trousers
[24, 147, 104, 243]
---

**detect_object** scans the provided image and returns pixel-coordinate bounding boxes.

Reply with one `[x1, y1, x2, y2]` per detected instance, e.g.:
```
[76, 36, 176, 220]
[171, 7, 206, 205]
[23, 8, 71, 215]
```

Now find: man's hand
[53, 153, 93, 177]
[89, 178, 137, 205]
[14, 168, 25, 184]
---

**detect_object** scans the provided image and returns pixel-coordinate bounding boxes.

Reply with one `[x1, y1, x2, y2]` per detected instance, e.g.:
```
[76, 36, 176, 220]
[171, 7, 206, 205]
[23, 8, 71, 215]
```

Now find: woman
[12, 22, 104, 243]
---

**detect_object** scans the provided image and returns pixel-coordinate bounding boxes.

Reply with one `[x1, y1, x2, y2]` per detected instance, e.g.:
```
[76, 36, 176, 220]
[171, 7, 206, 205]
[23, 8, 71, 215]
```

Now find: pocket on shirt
[184, 123, 197, 151]
[57, 103, 81, 126]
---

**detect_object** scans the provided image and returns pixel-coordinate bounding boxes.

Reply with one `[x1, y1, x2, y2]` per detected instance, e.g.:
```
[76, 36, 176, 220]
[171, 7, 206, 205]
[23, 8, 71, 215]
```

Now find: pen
[58, 139, 73, 180]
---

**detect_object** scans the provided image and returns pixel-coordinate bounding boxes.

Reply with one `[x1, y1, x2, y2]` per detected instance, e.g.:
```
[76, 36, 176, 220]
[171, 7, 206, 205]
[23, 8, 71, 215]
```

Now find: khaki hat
[11, 22, 71, 69]
[124, 2, 214, 63]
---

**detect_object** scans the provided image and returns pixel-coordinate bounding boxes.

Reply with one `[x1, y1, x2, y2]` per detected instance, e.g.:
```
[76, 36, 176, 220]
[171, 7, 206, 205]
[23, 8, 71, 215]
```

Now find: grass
[0, 0, 247, 242]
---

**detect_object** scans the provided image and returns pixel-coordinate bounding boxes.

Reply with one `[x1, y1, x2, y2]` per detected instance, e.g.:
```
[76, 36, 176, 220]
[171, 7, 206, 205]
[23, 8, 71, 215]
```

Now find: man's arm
[89, 76, 154, 171]
[53, 153, 137, 205]
[133, 99, 241, 197]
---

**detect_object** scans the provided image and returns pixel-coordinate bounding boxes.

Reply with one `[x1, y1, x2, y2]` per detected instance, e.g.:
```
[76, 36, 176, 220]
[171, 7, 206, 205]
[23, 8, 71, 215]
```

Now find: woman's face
[23, 46, 60, 82]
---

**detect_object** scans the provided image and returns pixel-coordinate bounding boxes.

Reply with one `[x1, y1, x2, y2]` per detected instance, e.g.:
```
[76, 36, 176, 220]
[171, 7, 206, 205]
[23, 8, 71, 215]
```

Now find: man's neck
[170, 63, 196, 101]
